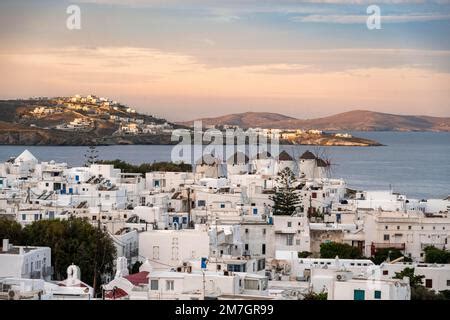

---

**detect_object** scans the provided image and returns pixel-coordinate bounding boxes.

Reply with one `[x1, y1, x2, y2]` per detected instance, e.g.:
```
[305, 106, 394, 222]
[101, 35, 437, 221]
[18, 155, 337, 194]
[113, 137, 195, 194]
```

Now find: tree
[270, 167, 301, 215]
[393, 267, 449, 300]
[393, 267, 424, 288]
[298, 251, 312, 258]
[302, 291, 327, 300]
[423, 246, 450, 264]
[0, 217, 23, 244]
[84, 145, 98, 166]
[130, 261, 143, 274]
[97, 159, 192, 173]
[22, 218, 116, 295]
[320, 242, 362, 259]
[371, 248, 411, 265]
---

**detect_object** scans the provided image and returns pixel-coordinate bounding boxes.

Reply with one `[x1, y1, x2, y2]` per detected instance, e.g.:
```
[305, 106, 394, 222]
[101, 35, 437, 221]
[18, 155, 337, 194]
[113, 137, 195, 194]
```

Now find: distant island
[12, 95, 450, 146]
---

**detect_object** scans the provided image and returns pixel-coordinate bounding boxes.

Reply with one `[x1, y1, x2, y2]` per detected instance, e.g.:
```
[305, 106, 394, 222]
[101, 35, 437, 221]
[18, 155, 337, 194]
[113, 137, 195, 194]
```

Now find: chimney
[2, 239, 9, 252]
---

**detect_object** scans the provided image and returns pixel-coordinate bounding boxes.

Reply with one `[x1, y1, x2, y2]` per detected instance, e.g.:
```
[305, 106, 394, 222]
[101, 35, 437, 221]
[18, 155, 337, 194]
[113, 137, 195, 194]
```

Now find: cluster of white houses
[0, 149, 449, 300]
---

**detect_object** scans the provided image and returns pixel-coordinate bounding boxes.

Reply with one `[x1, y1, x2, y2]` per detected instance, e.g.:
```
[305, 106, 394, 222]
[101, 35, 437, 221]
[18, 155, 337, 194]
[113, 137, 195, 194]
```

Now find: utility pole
[187, 187, 191, 228]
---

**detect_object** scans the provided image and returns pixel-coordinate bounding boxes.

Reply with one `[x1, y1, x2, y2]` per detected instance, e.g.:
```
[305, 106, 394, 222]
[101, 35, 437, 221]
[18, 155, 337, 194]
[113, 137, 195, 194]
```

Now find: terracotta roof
[278, 151, 293, 161]
[124, 271, 149, 285]
[105, 287, 128, 300]
[299, 150, 316, 160]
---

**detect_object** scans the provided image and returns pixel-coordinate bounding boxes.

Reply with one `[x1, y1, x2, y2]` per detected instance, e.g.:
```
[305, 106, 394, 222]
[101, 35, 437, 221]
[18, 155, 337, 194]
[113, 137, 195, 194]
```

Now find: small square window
[383, 270, 389, 275]
[150, 280, 158, 290]
[384, 234, 390, 241]
[374, 290, 381, 299]
[165, 280, 174, 291]
[408, 226, 412, 230]
[385, 226, 388, 230]
[287, 221, 292, 228]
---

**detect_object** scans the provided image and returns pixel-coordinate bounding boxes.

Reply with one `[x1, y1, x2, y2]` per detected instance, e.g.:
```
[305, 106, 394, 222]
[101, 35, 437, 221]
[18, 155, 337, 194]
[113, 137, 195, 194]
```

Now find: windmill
[311, 146, 338, 179]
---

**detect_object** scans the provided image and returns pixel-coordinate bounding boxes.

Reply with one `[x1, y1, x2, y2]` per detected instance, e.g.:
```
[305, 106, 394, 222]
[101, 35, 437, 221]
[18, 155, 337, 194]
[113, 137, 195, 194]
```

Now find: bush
[319, 242, 362, 259]
[298, 251, 312, 258]
[423, 246, 450, 264]
[0, 217, 23, 244]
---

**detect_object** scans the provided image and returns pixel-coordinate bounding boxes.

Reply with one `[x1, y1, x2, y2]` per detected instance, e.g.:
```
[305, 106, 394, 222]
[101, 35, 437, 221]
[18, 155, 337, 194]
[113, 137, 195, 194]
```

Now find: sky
[0, 0, 449, 121]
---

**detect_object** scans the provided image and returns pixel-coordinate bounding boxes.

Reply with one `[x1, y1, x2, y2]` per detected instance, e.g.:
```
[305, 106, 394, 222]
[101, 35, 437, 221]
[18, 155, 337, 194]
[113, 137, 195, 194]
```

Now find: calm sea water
[0, 132, 449, 199]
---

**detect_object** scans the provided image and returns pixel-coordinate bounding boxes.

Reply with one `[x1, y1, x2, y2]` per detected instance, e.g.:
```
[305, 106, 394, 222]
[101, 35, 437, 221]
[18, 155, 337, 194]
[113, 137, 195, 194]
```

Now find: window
[385, 226, 388, 230]
[220, 203, 225, 209]
[245, 244, 249, 251]
[286, 234, 294, 246]
[244, 279, 259, 291]
[262, 244, 266, 255]
[383, 270, 389, 275]
[384, 234, 390, 241]
[354, 289, 365, 301]
[397, 226, 400, 230]
[262, 229, 266, 235]
[252, 208, 258, 215]
[153, 246, 159, 260]
[296, 239, 301, 245]
[92, 216, 97, 220]
[287, 221, 292, 228]
[408, 226, 412, 230]
[245, 228, 249, 234]
[446, 280, 450, 287]
[197, 200, 206, 207]
[374, 291, 381, 299]
[165, 280, 174, 291]
[150, 280, 158, 290]
[425, 279, 433, 288]
[312, 192, 317, 199]
[22, 214, 26, 221]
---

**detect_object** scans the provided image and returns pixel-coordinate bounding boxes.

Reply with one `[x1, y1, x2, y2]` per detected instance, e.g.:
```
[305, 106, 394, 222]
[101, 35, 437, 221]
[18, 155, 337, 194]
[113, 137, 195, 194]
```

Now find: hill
[180, 110, 450, 132]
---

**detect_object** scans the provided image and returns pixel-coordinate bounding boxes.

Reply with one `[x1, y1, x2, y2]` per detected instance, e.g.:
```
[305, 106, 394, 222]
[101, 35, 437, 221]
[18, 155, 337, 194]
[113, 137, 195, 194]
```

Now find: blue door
[354, 290, 365, 300]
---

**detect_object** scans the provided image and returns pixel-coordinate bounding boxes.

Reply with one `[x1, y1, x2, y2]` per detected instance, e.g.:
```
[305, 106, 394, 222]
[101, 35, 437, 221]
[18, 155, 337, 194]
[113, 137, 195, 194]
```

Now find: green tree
[270, 167, 301, 215]
[393, 267, 424, 288]
[23, 218, 116, 295]
[393, 267, 449, 300]
[320, 242, 362, 259]
[84, 145, 98, 166]
[302, 291, 328, 300]
[0, 217, 23, 244]
[371, 248, 411, 265]
[298, 251, 312, 258]
[130, 261, 143, 274]
[423, 246, 450, 264]
[97, 159, 192, 174]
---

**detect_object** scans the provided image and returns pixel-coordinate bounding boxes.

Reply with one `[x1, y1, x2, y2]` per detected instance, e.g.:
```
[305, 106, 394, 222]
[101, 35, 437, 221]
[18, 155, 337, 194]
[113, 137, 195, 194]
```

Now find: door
[354, 289, 365, 300]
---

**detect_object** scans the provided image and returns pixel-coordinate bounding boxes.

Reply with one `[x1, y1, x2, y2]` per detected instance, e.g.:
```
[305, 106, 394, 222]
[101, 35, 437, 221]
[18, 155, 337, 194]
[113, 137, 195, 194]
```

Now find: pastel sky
[0, 0, 449, 121]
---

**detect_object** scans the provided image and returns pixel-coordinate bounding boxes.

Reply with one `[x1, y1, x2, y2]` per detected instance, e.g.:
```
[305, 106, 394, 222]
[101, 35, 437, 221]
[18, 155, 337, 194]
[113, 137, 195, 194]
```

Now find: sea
[0, 132, 448, 199]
